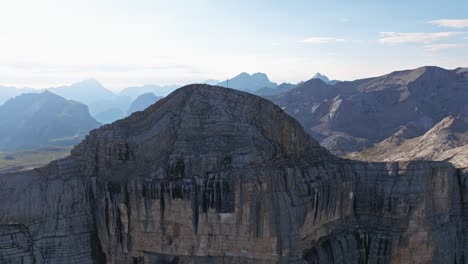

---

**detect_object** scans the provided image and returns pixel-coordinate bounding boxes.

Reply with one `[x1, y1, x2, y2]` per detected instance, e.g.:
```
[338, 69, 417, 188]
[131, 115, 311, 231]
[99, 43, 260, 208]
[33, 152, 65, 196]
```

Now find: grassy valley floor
[0, 146, 72, 173]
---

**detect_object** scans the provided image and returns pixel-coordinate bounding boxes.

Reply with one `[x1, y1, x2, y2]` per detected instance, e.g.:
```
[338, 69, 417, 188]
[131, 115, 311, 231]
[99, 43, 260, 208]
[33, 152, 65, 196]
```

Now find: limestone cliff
[1, 85, 467, 263]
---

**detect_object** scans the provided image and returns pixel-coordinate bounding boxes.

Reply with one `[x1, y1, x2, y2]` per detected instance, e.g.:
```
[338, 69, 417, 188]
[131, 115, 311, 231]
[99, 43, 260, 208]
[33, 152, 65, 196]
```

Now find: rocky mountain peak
[73, 84, 326, 179]
[2, 84, 468, 264]
[311, 72, 330, 82]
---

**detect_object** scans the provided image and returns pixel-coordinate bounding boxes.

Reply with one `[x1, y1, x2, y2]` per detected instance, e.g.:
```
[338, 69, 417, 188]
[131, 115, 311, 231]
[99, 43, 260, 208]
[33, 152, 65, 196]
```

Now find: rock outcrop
[1, 84, 468, 263]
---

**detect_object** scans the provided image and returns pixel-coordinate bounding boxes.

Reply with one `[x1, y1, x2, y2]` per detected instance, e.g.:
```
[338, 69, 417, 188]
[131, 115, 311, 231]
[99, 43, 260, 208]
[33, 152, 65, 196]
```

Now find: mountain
[0, 91, 100, 151]
[348, 115, 468, 167]
[88, 95, 132, 123]
[311, 72, 330, 82]
[0, 86, 36, 105]
[93, 107, 125, 124]
[46, 79, 135, 123]
[46, 79, 116, 105]
[254, 82, 296, 96]
[119, 84, 179, 98]
[126, 92, 161, 115]
[311, 72, 340, 85]
[217, 72, 277, 92]
[1, 84, 467, 263]
[271, 66, 468, 155]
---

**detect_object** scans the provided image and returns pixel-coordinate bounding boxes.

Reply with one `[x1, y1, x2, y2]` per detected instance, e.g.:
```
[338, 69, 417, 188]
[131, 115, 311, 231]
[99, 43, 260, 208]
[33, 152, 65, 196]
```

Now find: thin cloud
[424, 43, 464, 52]
[340, 18, 350, 23]
[429, 19, 468, 29]
[301, 37, 345, 44]
[378, 32, 461, 44]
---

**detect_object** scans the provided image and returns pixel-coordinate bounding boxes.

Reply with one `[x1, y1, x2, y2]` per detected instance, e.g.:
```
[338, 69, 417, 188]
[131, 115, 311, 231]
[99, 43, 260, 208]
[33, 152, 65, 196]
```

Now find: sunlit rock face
[1, 85, 467, 264]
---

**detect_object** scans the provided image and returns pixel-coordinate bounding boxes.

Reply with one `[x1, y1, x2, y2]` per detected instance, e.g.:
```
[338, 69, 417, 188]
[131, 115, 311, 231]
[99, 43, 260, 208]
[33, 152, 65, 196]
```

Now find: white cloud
[424, 44, 464, 52]
[378, 32, 461, 44]
[340, 18, 350, 23]
[465, 37, 468, 40]
[301, 37, 345, 44]
[429, 19, 468, 29]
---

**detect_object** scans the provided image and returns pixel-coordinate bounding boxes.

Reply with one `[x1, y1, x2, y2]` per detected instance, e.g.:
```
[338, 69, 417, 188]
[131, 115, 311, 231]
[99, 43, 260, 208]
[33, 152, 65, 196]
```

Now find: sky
[0, 0, 467, 91]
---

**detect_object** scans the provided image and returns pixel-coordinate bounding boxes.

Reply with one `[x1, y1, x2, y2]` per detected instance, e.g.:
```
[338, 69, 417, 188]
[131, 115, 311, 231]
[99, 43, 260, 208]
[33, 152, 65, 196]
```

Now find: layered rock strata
[1, 85, 467, 263]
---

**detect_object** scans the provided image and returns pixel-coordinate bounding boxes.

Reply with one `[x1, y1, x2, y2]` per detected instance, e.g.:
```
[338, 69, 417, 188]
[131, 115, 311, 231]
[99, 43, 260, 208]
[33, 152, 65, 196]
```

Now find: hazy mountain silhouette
[93, 108, 125, 124]
[88, 95, 132, 123]
[254, 82, 296, 96]
[0, 86, 36, 105]
[311, 72, 340, 85]
[217, 72, 277, 92]
[311, 72, 330, 82]
[120, 84, 179, 98]
[0, 91, 100, 151]
[126, 92, 162, 115]
[46, 79, 115, 105]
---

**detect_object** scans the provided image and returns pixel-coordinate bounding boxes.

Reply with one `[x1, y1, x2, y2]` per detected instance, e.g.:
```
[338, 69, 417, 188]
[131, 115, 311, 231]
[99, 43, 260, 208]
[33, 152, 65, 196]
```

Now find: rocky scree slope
[0, 84, 468, 264]
[348, 114, 468, 168]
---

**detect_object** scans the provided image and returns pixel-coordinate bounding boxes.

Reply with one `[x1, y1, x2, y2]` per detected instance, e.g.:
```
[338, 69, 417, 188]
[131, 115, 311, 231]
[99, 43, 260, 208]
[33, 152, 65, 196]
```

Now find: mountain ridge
[1, 84, 467, 263]
[0, 91, 101, 151]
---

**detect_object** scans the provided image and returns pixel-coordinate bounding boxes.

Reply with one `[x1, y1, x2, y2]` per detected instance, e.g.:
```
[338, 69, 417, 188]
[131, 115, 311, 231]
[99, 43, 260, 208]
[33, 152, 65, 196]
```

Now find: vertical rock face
[1, 84, 467, 263]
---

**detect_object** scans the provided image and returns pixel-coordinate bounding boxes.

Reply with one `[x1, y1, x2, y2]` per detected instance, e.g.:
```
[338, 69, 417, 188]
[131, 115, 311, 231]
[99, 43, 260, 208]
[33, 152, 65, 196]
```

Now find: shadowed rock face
[1, 84, 468, 264]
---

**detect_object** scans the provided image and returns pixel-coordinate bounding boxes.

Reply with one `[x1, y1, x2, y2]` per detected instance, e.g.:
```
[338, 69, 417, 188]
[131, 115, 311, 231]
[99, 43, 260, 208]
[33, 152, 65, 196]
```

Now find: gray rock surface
[1, 84, 468, 263]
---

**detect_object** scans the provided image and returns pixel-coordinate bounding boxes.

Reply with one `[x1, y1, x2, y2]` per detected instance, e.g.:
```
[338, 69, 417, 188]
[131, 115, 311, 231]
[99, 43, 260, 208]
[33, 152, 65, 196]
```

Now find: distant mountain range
[217, 72, 337, 96]
[0, 66, 466, 165]
[0, 86, 35, 105]
[119, 84, 179, 99]
[271, 66, 468, 157]
[0, 80, 179, 124]
[46, 79, 116, 105]
[0, 72, 334, 110]
[254, 82, 296, 96]
[0, 91, 100, 151]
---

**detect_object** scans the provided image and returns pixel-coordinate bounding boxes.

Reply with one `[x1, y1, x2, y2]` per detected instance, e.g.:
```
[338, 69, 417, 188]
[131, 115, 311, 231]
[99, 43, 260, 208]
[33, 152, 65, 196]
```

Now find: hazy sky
[0, 0, 467, 91]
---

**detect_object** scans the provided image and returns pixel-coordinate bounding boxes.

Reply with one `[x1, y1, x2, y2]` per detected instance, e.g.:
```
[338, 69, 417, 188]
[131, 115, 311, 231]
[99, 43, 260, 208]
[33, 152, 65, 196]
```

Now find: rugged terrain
[348, 115, 468, 168]
[1, 85, 468, 264]
[271, 66, 468, 155]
